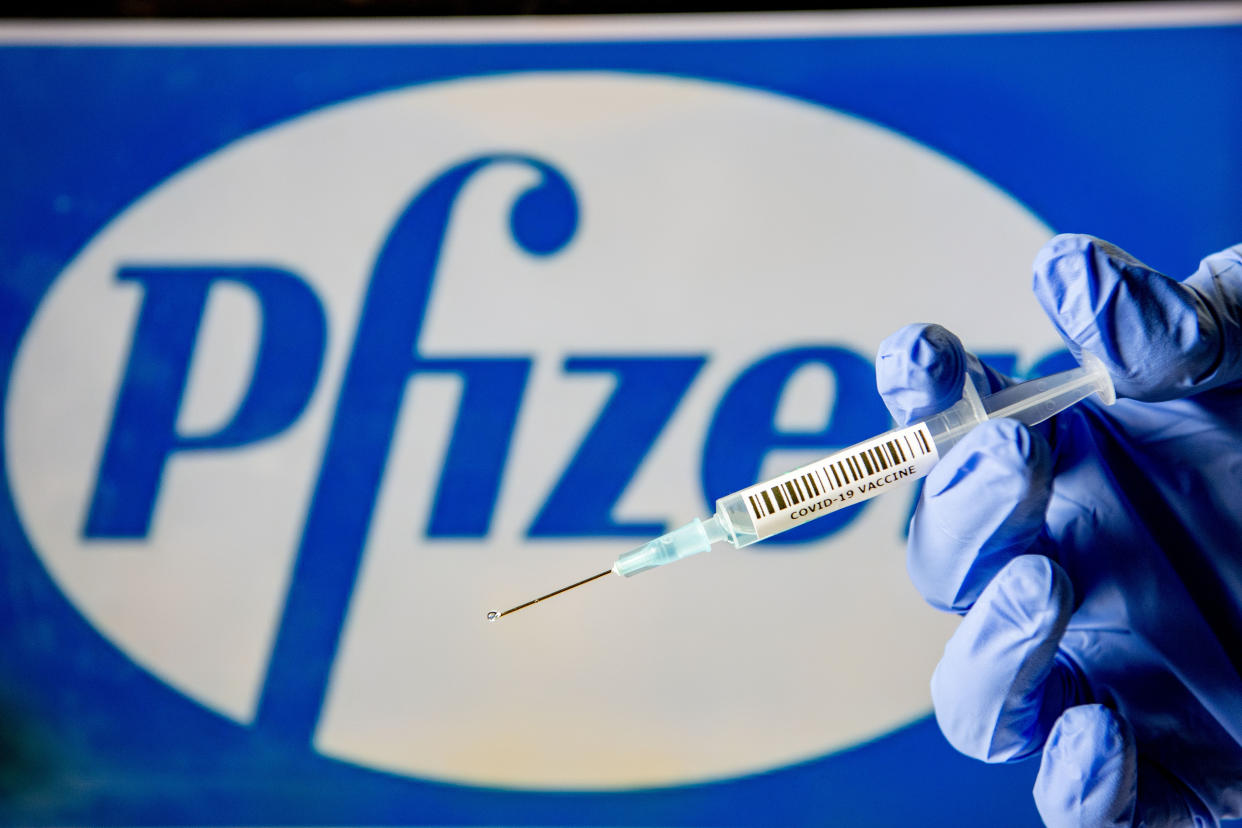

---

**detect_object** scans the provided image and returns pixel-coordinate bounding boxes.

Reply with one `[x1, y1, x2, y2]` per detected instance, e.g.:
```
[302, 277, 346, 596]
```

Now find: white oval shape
[6, 72, 1054, 789]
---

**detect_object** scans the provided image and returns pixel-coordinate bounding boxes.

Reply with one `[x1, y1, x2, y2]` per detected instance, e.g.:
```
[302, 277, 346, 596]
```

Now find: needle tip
[486, 568, 613, 623]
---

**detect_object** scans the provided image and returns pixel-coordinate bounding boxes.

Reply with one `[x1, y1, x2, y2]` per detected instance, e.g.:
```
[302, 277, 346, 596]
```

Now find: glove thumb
[1033, 234, 1242, 401]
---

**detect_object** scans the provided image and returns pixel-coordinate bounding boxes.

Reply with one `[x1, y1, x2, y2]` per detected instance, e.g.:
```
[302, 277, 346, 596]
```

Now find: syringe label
[739, 422, 939, 540]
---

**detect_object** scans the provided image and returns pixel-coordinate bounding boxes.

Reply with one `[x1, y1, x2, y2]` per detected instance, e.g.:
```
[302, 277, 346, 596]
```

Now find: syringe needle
[487, 568, 612, 622]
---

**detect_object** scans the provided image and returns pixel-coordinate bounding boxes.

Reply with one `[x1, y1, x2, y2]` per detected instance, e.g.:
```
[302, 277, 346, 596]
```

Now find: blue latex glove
[877, 234, 1242, 827]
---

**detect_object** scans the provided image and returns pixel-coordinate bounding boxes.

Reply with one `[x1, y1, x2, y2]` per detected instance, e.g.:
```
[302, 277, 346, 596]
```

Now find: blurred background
[2, 2, 1240, 825]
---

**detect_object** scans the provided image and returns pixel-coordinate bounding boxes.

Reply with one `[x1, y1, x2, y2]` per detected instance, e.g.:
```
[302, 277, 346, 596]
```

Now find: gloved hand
[876, 234, 1242, 827]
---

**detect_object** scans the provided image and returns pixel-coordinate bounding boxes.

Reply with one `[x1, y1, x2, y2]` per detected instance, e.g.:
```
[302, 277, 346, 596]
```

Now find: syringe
[486, 352, 1115, 622]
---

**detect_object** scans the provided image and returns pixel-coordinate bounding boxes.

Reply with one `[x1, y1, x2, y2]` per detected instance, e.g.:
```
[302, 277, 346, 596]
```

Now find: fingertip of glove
[929, 555, 1073, 762]
[989, 554, 1073, 636]
[1031, 234, 1113, 356]
[1033, 233, 1092, 281]
[1035, 705, 1137, 828]
[909, 421, 1053, 612]
[978, 417, 1048, 462]
[1032, 233, 1217, 401]
[923, 418, 1050, 500]
[876, 323, 967, 424]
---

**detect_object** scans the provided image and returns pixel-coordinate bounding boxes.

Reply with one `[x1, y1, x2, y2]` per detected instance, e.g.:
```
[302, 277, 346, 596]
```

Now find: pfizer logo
[6, 72, 1054, 788]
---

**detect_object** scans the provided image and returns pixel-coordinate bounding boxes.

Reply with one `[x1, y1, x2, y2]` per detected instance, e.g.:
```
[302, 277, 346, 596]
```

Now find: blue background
[2, 18, 1240, 826]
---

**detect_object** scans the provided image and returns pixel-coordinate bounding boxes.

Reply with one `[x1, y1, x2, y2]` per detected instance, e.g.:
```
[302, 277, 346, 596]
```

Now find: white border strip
[0, 3, 1240, 43]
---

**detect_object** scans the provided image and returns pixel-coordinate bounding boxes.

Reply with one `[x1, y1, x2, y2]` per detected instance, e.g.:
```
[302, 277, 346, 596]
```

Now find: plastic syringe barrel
[612, 353, 1115, 576]
[900, 352, 1113, 452]
[979, 351, 1115, 426]
[703, 372, 990, 556]
[918, 371, 989, 454]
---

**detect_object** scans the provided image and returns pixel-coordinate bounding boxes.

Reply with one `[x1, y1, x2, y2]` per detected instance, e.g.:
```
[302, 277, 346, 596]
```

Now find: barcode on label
[742, 423, 936, 525]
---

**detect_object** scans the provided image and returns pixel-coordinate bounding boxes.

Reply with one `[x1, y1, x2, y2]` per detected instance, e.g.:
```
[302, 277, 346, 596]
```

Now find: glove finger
[930, 554, 1077, 763]
[1034, 705, 1137, 828]
[1035, 705, 1216, 828]
[1033, 233, 1242, 401]
[876, 323, 1011, 426]
[908, 418, 1052, 612]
